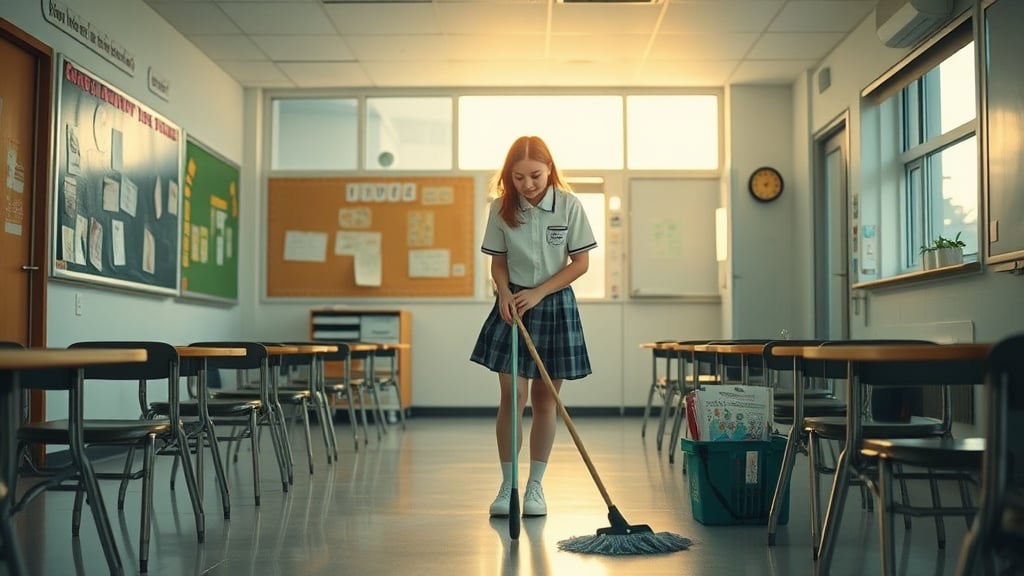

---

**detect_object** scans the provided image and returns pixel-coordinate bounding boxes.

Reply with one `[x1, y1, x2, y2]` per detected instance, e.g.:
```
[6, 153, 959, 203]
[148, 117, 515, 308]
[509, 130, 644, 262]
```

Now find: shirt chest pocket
[546, 225, 568, 247]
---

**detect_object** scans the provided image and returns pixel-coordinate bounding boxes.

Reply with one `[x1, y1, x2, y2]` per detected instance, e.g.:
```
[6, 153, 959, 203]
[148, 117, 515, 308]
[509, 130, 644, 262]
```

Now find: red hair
[494, 136, 569, 228]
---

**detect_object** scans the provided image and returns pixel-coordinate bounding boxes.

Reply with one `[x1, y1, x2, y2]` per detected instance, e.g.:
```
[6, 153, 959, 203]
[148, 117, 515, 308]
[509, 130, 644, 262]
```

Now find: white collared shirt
[481, 186, 597, 288]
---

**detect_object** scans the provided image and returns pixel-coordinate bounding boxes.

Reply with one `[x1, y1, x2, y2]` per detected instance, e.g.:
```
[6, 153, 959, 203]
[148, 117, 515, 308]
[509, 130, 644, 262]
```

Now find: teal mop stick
[509, 317, 520, 539]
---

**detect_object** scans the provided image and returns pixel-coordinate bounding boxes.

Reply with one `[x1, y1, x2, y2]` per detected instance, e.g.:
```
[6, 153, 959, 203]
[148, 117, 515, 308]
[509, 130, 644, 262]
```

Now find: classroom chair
[957, 334, 1024, 575]
[15, 341, 204, 574]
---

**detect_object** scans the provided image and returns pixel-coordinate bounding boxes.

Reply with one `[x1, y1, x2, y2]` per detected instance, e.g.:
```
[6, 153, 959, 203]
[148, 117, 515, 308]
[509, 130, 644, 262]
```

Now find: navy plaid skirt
[470, 285, 592, 380]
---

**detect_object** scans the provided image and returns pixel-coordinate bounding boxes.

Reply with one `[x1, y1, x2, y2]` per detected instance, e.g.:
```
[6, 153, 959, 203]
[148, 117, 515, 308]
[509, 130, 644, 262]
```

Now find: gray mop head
[557, 532, 692, 555]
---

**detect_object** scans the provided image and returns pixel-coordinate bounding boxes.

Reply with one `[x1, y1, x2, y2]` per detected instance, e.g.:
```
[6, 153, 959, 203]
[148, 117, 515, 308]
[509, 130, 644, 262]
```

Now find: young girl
[470, 135, 596, 517]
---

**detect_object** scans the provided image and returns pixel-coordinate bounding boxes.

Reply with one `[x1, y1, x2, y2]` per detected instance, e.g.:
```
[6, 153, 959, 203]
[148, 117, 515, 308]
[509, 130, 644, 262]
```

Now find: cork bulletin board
[266, 176, 475, 298]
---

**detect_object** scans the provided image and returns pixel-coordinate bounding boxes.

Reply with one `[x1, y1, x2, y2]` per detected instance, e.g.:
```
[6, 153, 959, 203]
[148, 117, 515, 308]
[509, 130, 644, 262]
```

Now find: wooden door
[0, 19, 54, 426]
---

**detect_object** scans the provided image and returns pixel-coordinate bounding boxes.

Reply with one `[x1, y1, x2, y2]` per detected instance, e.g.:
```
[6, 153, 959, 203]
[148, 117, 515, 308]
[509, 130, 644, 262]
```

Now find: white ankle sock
[528, 460, 547, 484]
[500, 461, 513, 484]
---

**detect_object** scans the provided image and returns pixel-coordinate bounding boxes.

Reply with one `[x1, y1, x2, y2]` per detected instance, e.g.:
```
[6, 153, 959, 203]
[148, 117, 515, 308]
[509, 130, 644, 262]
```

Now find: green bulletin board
[180, 138, 239, 302]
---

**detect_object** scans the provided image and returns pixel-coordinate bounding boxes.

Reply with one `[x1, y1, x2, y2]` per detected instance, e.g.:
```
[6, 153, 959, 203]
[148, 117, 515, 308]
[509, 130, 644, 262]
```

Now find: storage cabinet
[309, 308, 412, 415]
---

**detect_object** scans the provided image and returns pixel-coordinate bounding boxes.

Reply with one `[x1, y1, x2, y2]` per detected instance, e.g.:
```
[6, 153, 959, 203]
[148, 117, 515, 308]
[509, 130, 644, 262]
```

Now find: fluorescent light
[715, 207, 728, 262]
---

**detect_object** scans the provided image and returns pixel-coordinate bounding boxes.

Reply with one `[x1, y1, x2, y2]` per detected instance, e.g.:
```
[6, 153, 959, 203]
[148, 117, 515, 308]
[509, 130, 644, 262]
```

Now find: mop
[512, 311, 692, 556]
[509, 318, 521, 539]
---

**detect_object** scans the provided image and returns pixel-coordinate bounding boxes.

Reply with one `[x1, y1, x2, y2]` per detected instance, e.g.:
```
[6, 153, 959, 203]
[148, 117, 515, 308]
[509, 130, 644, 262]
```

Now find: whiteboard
[629, 179, 719, 297]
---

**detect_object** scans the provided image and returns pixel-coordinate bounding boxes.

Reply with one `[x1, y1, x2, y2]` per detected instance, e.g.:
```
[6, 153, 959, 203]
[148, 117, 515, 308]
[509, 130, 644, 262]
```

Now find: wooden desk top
[348, 342, 382, 353]
[803, 343, 992, 362]
[379, 342, 410, 351]
[771, 345, 810, 357]
[0, 348, 147, 370]
[264, 345, 300, 355]
[666, 342, 702, 352]
[639, 341, 676, 350]
[176, 346, 246, 358]
[697, 343, 766, 355]
[286, 344, 338, 354]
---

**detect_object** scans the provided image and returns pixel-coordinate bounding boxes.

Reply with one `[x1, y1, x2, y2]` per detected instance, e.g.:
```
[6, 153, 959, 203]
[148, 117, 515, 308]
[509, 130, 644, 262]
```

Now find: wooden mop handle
[512, 312, 614, 508]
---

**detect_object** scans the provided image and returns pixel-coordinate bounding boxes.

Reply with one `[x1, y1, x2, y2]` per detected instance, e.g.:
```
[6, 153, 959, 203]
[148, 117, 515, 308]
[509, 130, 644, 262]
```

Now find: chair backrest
[0, 341, 24, 350]
[189, 341, 268, 370]
[987, 334, 1024, 486]
[318, 341, 351, 362]
[69, 341, 179, 380]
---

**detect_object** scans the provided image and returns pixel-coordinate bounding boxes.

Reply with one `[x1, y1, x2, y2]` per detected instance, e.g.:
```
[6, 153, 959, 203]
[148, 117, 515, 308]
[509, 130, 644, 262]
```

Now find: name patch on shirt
[546, 225, 568, 246]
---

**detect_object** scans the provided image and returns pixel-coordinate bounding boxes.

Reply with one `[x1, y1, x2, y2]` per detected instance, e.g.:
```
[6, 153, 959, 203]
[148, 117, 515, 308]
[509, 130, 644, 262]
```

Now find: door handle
[21, 265, 39, 271]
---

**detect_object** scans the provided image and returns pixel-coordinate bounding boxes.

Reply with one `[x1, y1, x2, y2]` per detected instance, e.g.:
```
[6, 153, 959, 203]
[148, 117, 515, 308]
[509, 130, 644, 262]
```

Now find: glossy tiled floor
[8, 416, 974, 575]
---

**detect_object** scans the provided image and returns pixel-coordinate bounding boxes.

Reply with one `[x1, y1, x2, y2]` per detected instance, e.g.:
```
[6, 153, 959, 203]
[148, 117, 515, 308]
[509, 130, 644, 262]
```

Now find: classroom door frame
[813, 112, 851, 340]
[0, 18, 54, 429]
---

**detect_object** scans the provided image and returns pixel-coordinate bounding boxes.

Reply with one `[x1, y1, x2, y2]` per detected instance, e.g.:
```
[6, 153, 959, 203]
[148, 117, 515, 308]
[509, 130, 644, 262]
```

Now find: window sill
[851, 261, 981, 291]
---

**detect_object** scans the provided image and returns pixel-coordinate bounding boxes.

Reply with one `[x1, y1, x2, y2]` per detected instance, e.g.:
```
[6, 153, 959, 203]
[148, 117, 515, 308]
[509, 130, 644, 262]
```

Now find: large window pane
[458, 96, 623, 170]
[626, 95, 719, 170]
[365, 97, 452, 170]
[272, 98, 357, 171]
[929, 136, 978, 255]
[927, 43, 976, 139]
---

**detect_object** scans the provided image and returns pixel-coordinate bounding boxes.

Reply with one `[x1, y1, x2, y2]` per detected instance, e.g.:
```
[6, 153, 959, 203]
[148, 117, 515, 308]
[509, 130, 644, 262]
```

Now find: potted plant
[921, 232, 965, 270]
[919, 243, 938, 271]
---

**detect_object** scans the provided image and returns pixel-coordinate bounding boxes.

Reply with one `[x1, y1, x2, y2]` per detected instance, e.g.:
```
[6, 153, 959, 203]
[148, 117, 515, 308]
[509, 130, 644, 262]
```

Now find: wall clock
[748, 166, 783, 202]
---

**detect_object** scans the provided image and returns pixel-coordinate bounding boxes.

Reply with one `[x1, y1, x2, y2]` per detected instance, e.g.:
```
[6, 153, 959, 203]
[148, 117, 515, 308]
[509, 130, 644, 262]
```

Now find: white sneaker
[489, 482, 512, 517]
[523, 480, 547, 516]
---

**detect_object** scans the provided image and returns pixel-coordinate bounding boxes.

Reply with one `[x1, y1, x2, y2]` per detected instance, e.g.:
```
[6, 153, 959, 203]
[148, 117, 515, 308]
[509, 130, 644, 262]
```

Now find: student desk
[800, 344, 991, 576]
[176, 346, 245, 518]
[0, 348, 147, 576]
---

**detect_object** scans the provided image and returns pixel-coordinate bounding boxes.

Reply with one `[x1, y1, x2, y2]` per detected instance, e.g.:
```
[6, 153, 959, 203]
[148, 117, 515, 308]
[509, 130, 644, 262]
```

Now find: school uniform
[470, 186, 596, 380]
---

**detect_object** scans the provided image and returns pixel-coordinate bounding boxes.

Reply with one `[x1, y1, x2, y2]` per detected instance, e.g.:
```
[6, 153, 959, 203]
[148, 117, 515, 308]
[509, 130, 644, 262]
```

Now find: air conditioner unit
[875, 0, 953, 48]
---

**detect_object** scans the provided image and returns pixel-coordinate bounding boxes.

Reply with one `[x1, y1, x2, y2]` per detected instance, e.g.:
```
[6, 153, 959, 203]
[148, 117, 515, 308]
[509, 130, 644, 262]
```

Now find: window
[626, 95, 719, 170]
[899, 42, 977, 270]
[861, 16, 976, 280]
[271, 98, 358, 171]
[365, 97, 452, 170]
[457, 96, 623, 170]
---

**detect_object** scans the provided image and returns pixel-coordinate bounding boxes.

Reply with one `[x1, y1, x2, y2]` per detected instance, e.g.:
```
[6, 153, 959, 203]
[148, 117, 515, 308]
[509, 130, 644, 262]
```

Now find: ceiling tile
[748, 32, 846, 60]
[218, 2, 336, 35]
[250, 35, 356, 61]
[435, 3, 548, 35]
[549, 3, 662, 35]
[144, 1, 241, 35]
[548, 34, 652, 62]
[323, 4, 441, 35]
[648, 33, 759, 61]
[636, 60, 736, 87]
[770, 1, 875, 33]
[278, 61, 372, 87]
[188, 35, 267, 60]
[345, 35, 449, 61]
[216, 60, 294, 85]
[729, 58, 818, 84]
[660, 1, 784, 34]
[445, 35, 547, 61]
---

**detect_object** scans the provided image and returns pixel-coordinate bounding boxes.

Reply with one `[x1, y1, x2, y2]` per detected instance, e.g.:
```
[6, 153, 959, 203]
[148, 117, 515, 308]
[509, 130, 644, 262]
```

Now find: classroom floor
[8, 415, 975, 575]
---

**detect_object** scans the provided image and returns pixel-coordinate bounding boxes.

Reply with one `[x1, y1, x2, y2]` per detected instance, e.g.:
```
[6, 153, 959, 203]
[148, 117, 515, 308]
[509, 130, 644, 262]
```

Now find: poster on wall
[180, 137, 239, 303]
[52, 55, 181, 295]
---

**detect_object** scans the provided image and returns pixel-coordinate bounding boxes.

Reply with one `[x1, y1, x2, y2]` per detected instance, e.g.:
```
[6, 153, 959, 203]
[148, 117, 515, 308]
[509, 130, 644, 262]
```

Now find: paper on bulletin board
[409, 249, 450, 278]
[333, 231, 382, 287]
[284, 230, 327, 262]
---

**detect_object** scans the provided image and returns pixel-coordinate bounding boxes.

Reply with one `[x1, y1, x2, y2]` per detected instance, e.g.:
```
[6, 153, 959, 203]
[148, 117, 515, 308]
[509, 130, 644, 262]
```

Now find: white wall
[727, 85, 802, 339]
[6, 0, 246, 420]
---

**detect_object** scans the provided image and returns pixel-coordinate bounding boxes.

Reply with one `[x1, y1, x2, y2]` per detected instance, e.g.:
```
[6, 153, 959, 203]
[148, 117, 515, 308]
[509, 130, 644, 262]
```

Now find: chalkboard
[51, 56, 181, 295]
[984, 0, 1024, 265]
[266, 176, 474, 298]
[629, 178, 718, 297]
[179, 138, 239, 302]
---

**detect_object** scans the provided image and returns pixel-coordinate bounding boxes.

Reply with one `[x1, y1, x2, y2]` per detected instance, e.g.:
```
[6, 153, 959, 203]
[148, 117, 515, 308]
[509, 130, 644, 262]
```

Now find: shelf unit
[309, 308, 412, 415]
